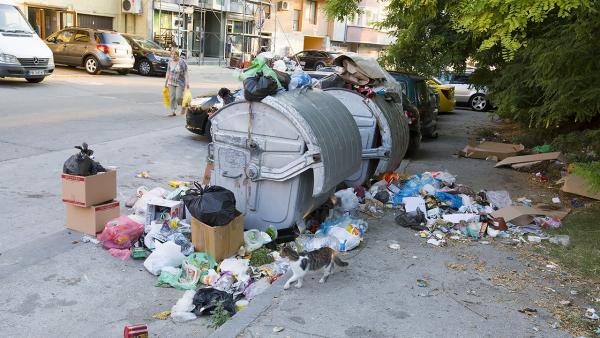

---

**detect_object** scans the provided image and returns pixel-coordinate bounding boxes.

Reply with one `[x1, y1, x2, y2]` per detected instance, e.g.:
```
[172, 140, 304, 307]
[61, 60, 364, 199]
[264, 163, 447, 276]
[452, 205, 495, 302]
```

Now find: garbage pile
[82, 180, 291, 324]
[368, 171, 573, 246]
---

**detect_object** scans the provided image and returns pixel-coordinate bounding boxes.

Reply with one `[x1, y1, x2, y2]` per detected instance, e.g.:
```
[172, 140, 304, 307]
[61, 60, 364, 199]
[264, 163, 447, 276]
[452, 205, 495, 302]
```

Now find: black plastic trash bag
[243, 72, 278, 101]
[193, 288, 236, 316]
[63, 142, 106, 176]
[182, 183, 237, 227]
[318, 74, 346, 89]
[273, 70, 291, 91]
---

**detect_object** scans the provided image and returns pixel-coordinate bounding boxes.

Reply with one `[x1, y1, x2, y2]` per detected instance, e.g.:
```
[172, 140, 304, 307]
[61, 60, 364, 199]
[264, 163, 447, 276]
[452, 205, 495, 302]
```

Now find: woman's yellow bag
[162, 87, 170, 108]
[182, 89, 192, 108]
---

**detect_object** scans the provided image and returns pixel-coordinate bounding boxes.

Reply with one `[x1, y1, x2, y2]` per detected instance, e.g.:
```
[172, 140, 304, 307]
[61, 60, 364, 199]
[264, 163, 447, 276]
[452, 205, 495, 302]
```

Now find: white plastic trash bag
[144, 241, 185, 275]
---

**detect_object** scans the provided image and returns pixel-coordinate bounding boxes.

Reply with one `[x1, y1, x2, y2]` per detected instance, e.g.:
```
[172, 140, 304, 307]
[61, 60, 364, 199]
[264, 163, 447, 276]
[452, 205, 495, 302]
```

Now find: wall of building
[15, 0, 149, 37]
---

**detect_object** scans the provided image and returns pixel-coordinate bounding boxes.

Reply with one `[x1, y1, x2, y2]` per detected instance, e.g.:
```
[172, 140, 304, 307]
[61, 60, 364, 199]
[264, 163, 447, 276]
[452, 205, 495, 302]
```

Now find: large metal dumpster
[210, 89, 362, 231]
[323, 88, 410, 186]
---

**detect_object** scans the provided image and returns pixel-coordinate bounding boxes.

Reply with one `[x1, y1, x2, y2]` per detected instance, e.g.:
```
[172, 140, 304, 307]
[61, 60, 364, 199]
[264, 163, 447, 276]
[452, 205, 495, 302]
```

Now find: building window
[292, 9, 300, 31]
[305, 0, 317, 25]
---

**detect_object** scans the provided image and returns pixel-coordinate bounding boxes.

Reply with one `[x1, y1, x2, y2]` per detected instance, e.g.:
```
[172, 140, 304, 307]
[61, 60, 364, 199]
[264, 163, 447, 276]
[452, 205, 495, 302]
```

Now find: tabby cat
[280, 245, 348, 289]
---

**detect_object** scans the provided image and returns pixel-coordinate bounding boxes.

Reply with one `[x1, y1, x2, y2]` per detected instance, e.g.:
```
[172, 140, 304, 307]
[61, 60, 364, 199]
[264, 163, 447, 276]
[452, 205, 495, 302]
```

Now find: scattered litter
[518, 308, 538, 316]
[447, 263, 466, 271]
[527, 235, 542, 243]
[549, 235, 570, 246]
[417, 279, 429, 288]
[552, 197, 561, 204]
[273, 326, 285, 333]
[81, 235, 100, 244]
[152, 310, 171, 320]
[570, 290, 579, 295]
[108, 248, 130, 260]
[559, 300, 572, 306]
[388, 243, 401, 250]
[585, 308, 599, 320]
[137, 171, 150, 178]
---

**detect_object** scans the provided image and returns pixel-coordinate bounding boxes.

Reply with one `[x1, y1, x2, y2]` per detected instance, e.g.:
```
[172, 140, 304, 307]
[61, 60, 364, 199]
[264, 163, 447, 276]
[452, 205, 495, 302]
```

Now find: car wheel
[138, 59, 152, 76]
[84, 56, 100, 75]
[117, 69, 130, 75]
[469, 93, 488, 111]
[25, 77, 44, 83]
[315, 62, 325, 71]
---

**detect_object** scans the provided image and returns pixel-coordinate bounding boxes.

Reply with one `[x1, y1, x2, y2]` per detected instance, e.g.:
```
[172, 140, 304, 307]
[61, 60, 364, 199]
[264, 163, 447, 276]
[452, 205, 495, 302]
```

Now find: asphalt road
[0, 65, 240, 162]
[0, 68, 568, 337]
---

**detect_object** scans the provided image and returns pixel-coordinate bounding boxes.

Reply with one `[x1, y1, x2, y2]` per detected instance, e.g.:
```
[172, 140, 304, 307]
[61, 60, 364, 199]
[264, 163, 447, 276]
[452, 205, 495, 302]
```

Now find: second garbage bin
[209, 89, 362, 231]
[323, 88, 410, 186]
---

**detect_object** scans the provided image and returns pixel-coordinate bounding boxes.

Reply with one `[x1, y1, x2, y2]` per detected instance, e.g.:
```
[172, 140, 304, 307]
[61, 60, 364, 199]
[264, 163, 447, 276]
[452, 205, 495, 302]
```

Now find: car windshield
[133, 38, 162, 50]
[99, 32, 127, 44]
[0, 4, 34, 34]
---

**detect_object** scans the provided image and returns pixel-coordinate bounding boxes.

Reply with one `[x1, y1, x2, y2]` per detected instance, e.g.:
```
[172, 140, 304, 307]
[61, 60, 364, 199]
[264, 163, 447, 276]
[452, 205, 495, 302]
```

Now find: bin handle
[222, 171, 242, 179]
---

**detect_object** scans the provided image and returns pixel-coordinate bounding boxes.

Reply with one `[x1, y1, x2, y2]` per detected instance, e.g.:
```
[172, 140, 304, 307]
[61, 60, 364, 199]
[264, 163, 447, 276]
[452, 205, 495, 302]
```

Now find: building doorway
[27, 6, 75, 39]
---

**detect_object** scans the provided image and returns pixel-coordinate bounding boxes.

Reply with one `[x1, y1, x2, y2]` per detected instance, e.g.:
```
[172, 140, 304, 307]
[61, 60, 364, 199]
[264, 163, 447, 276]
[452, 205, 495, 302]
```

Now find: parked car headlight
[48, 55, 54, 66]
[0, 53, 19, 64]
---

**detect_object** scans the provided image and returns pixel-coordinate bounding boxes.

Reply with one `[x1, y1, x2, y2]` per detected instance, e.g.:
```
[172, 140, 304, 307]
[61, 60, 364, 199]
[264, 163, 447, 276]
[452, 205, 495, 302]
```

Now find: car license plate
[115, 49, 126, 55]
[28, 69, 45, 76]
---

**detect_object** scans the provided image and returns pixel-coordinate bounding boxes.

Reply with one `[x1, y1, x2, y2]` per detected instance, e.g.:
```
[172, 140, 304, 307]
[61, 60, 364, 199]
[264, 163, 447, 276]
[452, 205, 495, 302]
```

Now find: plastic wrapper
[144, 241, 185, 276]
[167, 232, 194, 256]
[108, 248, 130, 260]
[295, 234, 340, 252]
[213, 272, 236, 293]
[97, 216, 144, 250]
[171, 290, 197, 322]
[485, 190, 512, 209]
[182, 89, 192, 108]
[219, 258, 250, 282]
[334, 188, 359, 211]
[243, 277, 271, 301]
[132, 187, 168, 216]
[392, 173, 441, 204]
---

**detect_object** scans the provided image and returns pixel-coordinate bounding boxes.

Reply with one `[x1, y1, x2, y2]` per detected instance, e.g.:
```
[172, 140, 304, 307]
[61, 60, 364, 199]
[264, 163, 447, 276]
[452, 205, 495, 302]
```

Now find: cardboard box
[191, 214, 244, 262]
[145, 197, 184, 225]
[491, 205, 570, 226]
[461, 141, 525, 161]
[61, 170, 117, 207]
[560, 174, 600, 200]
[65, 200, 120, 235]
[495, 152, 562, 168]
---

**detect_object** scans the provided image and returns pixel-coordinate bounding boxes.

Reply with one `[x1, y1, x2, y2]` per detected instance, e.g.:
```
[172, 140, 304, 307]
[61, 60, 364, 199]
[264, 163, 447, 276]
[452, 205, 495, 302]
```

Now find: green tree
[324, 0, 600, 128]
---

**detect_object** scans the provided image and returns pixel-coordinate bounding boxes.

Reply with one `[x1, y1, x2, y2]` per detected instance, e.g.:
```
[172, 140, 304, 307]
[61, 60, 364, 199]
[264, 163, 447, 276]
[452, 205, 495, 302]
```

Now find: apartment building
[329, 0, 393, 57]
[13, 0, 391, 62]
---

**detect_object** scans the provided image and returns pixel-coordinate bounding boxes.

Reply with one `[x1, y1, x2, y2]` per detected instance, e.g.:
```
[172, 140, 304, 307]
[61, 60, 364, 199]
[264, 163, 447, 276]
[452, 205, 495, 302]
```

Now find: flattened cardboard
[495, 152, 562, 168]
[65, 200, 120, 235]
[461, 141, 525, 161]
[61, 170, 116, 207]
[191, 214, 244, 262]
[491, 205, 570, 226]
[145, 197, 183, 226]
[561, 174, 600, 200]
[511, 161, 542, 169]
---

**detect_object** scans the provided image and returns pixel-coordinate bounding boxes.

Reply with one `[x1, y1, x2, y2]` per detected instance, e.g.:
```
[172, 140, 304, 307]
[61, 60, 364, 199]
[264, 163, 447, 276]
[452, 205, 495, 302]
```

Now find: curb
[208, 271, 290, 338]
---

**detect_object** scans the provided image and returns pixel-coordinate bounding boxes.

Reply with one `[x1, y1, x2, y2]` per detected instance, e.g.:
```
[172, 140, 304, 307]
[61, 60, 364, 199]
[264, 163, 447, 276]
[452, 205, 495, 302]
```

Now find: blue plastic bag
[289, 73, 312, 90]
[392, 174, 440, 204]
[434, 192, 463, 209]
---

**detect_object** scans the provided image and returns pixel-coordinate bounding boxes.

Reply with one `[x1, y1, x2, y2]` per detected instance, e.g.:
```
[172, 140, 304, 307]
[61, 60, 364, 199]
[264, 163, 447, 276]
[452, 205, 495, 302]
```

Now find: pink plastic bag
[108, 248, 131, 260]
[97, 216, 144, 249]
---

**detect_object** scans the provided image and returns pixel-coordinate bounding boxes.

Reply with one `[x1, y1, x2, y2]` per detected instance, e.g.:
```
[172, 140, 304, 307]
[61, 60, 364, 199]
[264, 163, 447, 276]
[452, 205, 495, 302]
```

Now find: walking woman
[164, 48, 189, 116]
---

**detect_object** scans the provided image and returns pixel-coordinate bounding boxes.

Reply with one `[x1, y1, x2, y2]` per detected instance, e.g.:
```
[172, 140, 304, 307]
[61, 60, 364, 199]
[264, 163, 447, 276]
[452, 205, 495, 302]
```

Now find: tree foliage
[324, 0, 600, 129]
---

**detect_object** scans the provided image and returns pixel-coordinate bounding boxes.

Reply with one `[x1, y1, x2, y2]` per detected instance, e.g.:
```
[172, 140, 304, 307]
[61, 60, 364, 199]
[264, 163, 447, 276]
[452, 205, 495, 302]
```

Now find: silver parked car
[45, 28, 134, 75]
[439, 70, 489, 111]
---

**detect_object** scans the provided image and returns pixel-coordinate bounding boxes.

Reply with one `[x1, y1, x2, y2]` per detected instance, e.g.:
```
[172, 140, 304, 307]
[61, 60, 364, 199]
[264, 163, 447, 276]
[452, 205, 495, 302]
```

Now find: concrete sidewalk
[213, 109, 568, 338]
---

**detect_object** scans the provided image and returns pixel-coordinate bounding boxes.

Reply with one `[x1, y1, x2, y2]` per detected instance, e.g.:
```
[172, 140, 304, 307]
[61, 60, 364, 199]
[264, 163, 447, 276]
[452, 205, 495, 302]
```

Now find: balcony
[345, 25, 394, 45]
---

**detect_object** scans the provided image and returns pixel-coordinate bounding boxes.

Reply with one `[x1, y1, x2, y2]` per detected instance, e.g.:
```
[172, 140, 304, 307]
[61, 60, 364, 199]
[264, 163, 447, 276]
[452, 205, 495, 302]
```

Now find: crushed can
[124, 323, 148, 338]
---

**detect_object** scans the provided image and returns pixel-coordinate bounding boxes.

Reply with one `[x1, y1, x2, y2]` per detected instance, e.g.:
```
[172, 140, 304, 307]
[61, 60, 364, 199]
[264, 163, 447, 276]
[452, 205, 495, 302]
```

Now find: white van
[0, 0, 54, 83]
